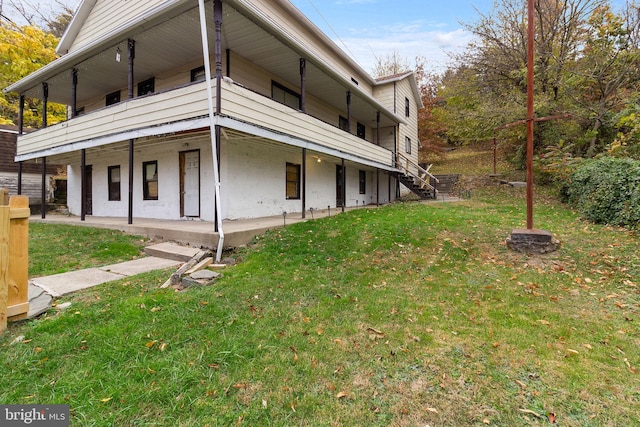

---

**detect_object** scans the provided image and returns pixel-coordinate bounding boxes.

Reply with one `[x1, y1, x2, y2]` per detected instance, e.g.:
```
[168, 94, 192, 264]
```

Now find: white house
[4, 0, 431, 232]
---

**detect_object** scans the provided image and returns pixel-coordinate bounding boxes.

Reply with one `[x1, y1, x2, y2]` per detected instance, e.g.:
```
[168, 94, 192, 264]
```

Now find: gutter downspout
[198, 0, 224, 262]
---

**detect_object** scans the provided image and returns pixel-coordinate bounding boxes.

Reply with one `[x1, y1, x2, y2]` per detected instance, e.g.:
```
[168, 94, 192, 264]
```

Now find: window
[106, 91, 120, 106]
[405, 97, 410, 117]
[272, 81, 300, 110]
[339, 116, 349, 132]
[191, 66, 206, 82]
[286, 162, 300, 200]
[405, 137, 412, 154]
[357, 122, 366, 140]
[108, 165, 121, 201]
[143, 161, 158, 200]
[138, 78, 155, 96]
[359, 170, 366, 194]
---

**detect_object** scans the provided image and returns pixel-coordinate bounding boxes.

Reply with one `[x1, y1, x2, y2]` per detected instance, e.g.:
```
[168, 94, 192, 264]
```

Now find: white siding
[248, 0, 374, 95]
[69, 0, 169, 53]
[67, 137, 215, 220]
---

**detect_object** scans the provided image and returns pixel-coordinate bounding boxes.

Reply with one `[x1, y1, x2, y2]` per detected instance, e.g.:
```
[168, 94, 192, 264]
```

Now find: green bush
[564, 156, 640, 229]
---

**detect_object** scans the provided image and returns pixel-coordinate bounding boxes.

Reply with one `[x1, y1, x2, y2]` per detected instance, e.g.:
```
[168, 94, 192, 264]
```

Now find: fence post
[7, 196, 30, 321]
[1, 189, 9, 332]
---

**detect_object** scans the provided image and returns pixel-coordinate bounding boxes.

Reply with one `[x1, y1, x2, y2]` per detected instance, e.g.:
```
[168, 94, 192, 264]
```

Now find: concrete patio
[30, 206, 368, 249]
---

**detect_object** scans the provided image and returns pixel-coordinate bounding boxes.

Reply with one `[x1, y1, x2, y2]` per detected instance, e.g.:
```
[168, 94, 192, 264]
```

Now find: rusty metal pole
[493, 133, 497, 175]
[526, 0, 535, 230]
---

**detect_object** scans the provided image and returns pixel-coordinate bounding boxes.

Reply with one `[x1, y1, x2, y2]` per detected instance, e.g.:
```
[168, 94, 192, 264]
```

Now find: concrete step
[144, 241, 204, 262]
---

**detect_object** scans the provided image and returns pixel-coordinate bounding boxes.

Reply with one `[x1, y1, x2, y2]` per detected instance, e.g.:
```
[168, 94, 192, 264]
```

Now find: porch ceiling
[17, 1, 397, 128]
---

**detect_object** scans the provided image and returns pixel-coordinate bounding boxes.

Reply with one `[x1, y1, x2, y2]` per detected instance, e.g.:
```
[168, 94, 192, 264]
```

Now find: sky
[6, 0, 627, 75]
[4, 0, 492, 74]
[288, 0, 493, 74]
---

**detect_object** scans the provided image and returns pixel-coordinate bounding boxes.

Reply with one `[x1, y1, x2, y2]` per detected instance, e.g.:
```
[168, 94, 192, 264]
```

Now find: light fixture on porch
[115, 47, 121, 62]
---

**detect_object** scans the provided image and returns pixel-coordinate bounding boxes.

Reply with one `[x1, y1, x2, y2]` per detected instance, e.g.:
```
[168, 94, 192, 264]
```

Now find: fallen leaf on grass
[537, 319, 550, 325]
[548, 412, 557, 423]
[426, 407, 438, 413]
[100, 397, 112, 403]
[336, 391, 348, 399]
[565, 349, 579, 358]
[518, 408, 544, 419]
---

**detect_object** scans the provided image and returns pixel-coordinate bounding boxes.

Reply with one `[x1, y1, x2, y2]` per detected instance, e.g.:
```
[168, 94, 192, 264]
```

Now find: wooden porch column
[214, 126, 221, 232]
[127, 38, 135, 225]
[376, 111, 380, 145]
[71, 68, 78, 118]
[300, 58, 306, 112]
[41, 157, 46, 219]
[128, 140, 134, 225]
[213, 0, 223, 231]
[17, 162, 22, 195]
[346, 91, 351, 133]
[376, 169, 380, 206]
[214, 0, 223, 114]
[18, 95, 24, 135]
[301, 148, 306, 218]
[341, 158, 346, 213]
[18, 95, 24, 195]
[127, 39, 135, 99]
[41, 82, 48, 128]
[81, 149, 86, 221]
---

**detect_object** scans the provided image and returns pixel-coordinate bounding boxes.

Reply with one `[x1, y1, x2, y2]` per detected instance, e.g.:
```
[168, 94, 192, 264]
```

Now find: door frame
[179, 149, 201, 217]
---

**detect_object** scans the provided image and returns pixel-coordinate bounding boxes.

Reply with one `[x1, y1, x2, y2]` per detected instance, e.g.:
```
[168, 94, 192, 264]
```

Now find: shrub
[564, 156, 640, 229]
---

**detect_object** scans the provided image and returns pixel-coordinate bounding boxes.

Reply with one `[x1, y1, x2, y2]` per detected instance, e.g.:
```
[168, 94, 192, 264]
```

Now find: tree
[439, 0, 640, 169]
[570, 4, 640, 157]
[0, 22, 66, 127]
[3, 0, 74, 37]
[371, 50, 411, 78]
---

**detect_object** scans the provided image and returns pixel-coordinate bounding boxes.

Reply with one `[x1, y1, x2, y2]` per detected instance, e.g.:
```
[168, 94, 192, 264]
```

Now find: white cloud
[335, 27, 473, 74]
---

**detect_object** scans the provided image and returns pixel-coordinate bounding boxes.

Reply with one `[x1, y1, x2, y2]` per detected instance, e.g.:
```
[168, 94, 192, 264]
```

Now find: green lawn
[28, 223, 147, 277]
[2, 186, 639, 426]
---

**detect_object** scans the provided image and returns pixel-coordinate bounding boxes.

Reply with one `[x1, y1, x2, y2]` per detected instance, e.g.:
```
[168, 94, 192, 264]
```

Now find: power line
[303, 0, 364, 69]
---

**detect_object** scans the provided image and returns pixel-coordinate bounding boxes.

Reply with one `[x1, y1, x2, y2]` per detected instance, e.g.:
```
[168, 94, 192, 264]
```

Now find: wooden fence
[1, 188, 30, 332]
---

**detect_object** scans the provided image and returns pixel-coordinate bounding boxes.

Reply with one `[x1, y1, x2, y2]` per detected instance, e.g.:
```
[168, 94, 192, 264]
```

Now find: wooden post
[8, 196, 30, 321]
[0, 189, 9, 331]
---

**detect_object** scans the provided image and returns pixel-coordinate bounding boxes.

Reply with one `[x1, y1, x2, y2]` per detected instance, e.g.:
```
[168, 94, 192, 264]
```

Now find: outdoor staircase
[397, 172, 437, 199]
[396, 153, 439, 200]
[431, 174, 460, 195]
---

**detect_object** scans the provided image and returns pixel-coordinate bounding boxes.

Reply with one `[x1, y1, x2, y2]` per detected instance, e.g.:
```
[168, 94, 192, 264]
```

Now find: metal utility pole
[526, 0, 535, 230]
[505, 0, 559, 254]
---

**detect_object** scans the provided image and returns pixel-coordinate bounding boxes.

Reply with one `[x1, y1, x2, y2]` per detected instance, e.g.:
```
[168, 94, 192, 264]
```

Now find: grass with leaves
[1, 187, 639, 426]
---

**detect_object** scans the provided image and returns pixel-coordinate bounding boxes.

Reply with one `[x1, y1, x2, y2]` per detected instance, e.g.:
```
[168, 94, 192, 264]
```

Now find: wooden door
[180, 150, 200, 217]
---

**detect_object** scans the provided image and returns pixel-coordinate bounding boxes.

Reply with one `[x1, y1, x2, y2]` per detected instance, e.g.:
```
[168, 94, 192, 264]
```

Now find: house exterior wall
[67, 137, 216, 220]
[9, 0, 421, 224]
[1, 128, 59, 201]
[245, 0, 374, 94]
[66, 133, 390, 221]
[69, 0, 169, 53]
[395, 78, 420, 164]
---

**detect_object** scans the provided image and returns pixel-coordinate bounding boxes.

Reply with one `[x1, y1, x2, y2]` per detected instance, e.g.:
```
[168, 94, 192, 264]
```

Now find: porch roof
[4, 0, 405, 129]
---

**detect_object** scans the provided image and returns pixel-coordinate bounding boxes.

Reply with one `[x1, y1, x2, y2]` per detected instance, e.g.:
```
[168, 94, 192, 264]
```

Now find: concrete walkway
[26, 243, 200, 320]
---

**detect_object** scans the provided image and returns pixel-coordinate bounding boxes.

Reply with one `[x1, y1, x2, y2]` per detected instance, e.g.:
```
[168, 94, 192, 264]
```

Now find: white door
[181, 150, 200, 217]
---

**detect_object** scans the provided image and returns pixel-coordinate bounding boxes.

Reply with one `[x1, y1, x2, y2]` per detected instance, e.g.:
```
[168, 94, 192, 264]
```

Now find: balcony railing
[17, 78, 395, 168]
